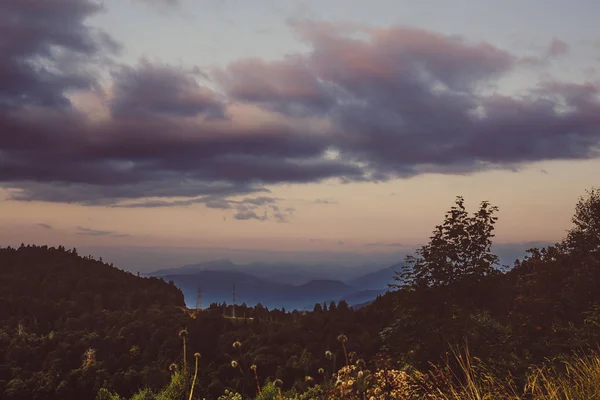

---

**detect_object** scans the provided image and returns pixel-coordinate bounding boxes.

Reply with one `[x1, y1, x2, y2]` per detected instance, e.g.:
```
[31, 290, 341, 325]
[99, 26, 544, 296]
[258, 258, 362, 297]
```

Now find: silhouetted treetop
[392, 196, 500, 289]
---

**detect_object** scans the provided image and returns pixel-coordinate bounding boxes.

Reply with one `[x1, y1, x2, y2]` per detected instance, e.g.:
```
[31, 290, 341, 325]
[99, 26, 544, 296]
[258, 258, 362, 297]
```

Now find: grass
[428, 347, 600, 400]
[96, 331, 600, 400]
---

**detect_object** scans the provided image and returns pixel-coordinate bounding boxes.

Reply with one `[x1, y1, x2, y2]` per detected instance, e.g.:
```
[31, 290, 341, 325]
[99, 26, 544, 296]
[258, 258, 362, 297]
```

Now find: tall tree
[392, 196, 500, 289]
[565, 187, 600, 254]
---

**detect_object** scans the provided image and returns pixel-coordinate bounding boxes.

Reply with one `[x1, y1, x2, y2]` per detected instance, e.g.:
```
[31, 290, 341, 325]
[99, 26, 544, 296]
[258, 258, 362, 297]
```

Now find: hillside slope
[0, 245, 188, 399]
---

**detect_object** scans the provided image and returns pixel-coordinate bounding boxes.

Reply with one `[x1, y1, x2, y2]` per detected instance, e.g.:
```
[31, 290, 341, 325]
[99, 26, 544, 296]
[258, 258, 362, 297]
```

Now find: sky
[1, 0, 599, 271]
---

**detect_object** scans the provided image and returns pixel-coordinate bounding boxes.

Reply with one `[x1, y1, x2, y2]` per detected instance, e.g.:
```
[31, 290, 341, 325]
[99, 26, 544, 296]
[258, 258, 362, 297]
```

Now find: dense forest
[2, 188, 600, 399]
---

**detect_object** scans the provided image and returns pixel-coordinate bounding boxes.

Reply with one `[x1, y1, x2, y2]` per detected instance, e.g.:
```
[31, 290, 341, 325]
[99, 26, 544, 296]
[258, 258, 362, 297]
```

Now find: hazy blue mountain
[350, 298, 378, 309]
[345, 264, 400, 289]
[148, 259, 396, 285]
[160, 270, 359, 310]
[147, 243, 544, 310]
[148, 259, 238, 277]
[150, 259, 403, 310]
[340, 289, 387, 305]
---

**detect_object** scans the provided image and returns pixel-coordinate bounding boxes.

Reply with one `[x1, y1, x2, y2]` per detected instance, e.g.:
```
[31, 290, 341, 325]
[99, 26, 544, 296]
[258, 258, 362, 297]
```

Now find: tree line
[1, 188, 599, 399]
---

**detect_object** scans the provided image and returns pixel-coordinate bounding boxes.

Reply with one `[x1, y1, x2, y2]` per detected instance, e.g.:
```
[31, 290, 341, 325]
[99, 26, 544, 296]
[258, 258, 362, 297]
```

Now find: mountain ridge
[154, 263, 397, 310]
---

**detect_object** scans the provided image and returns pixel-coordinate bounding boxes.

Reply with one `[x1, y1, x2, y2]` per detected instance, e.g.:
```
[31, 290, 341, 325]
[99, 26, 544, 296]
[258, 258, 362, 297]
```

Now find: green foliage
[129, 388, 155, 400]
[96, 388, 123, 400]
[253, 380, 279, 400]
[154, 371, 187, 400]
[217, 389, 242, 400]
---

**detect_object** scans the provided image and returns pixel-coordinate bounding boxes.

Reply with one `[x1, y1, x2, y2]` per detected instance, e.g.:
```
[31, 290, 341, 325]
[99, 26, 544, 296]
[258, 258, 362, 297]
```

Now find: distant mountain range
[145, 242, 539, 311]
[149, 259, 395, 285]
[148, 259, 398, 310]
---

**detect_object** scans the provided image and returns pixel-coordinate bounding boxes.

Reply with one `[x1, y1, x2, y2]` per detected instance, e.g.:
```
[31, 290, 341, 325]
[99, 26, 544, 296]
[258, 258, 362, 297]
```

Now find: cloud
[76, 226, 130, 238]
[109, 59, 227, 119]
[137, 0, 180, 8]
[365, 242, 404, 248]
[223, 21, 600, 179]
[233, 210, 268, 221]
[1, 9, 600, 213]
[112, 194, 291, 222]
[313, 198, 338, 205]
[36, 223, 53, 230]
[214, 56, 338, 117]
[546, 38, 569, 58]
[0, 0, 114, 109]
[269, 204, 295, 223]
[0, 3, 362, 208]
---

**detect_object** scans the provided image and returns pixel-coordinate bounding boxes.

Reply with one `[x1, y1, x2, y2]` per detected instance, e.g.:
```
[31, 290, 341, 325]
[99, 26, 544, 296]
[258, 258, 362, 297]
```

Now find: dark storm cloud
[2, 9, 600, 213]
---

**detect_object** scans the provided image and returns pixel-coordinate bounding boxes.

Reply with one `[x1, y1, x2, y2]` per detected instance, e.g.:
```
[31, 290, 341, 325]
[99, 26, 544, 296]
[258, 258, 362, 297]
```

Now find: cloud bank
[2, 1, 600, 222]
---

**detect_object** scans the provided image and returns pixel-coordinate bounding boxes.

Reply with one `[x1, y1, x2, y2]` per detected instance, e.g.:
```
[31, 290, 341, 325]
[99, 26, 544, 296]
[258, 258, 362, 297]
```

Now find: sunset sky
[1, 0, 599, 271]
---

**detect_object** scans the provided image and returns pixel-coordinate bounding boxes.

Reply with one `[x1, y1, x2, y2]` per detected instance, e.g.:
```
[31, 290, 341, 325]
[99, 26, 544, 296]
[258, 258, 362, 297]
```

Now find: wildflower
[179, 329, 188, 372]
[348, 351, 357, 363]
[231, 360, 239, 368]
[325, 350, 333, 360]
[169, 363, 178, 372]
[189, 353, 202, 400]
[233, 340, 241, 349]
[318, 368, 325, 375]
[338, 334, 349, 366]
[251, 364, 261, 396]
[274, 379, 283, 389]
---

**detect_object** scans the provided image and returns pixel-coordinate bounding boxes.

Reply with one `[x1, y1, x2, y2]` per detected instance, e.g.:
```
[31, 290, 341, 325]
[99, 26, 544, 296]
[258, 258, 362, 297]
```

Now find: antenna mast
[232, 284, 236, 318]
[195, 284, 202, 311]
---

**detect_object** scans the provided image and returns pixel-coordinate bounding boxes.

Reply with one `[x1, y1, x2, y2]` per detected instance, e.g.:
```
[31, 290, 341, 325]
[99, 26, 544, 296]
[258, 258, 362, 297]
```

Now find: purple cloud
[1, 7, 600, 218]
[110, 59, 227, 119]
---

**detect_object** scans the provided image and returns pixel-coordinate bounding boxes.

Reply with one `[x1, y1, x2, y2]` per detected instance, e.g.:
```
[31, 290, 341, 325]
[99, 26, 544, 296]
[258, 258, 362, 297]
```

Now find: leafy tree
[392, 196, 500, 289]
[565, 187, 600, 253]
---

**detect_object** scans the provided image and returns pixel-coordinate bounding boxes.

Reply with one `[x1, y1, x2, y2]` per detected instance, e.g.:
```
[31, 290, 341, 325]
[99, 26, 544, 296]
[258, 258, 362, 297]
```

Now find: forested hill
[0, 244, 389, 399]
[0, 245, 185, 323]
